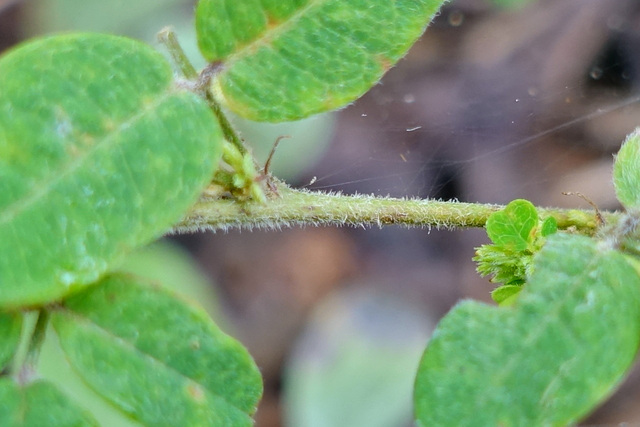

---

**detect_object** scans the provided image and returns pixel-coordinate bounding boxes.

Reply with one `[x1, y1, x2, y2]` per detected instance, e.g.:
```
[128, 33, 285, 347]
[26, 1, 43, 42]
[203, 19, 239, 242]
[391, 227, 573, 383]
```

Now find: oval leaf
[489, 284, 521, 306]
[51, 274, 262, 427]
[486, 199, 538, 251]
[196, 0, 447, 121]
[0, 34, 222, 308]
[540, 216, 558, 237]
[0, 313, 22, 371]
[0, 378, 98, 426]
[415, 234, 640, 426]
[284, 289, 433, 427]
[614, 128, 640, 209]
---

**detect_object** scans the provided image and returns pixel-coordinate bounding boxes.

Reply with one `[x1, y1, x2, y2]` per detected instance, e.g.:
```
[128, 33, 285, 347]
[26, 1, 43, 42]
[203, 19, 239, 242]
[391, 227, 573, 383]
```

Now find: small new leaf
[486, 199, 538, 251]
[474, 199, 557, 304]
[475, 245, 526, 286]
[614, 128, 640, 209]
[540, 216, 558, 237]
[416, 234, 640, 426]
[490, 284, 521, 306]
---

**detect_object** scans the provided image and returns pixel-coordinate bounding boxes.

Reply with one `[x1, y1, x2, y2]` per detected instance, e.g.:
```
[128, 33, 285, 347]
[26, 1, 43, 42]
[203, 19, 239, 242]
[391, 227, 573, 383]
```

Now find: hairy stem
[174, 182, 612, 234]
[157, 29, 614, 235]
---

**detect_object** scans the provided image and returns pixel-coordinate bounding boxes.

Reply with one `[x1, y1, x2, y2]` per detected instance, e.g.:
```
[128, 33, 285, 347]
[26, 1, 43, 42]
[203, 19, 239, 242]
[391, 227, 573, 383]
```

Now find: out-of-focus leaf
[52, 274, 262, 426]
[118, 240, 223, 322]
[0, 312, 21, 371]
[490, 0, 535, 9]
[0, 378, 99, 426]
[23, 0, 183, 36]
[614, 128, 640, 209]
[284, 289, 433, 427]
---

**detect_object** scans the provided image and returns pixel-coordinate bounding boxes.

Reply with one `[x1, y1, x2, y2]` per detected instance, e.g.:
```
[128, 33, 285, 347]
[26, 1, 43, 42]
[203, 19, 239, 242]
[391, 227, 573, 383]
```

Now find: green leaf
[0, 34, 222, 308]
[37, 242, 228, 427]
[24, 0, 184, 36]
[284, 289, 432, 427]
[475, 199, 557, 301]
[474, 244, 526, 285]
[540, 216, 558, 237]
[614, 128, 640, 209]
[51, 274, 262, 427]
[486, 199, 538, 251]
[0, 378, 99, 426]
[119, 241, 225, 323]
[490, 284, 521, 306]
[415, 234, 640, 426]
[0, 313, 22, 371]
[489, 0, 533, 9]
[195, 0, 447, 121]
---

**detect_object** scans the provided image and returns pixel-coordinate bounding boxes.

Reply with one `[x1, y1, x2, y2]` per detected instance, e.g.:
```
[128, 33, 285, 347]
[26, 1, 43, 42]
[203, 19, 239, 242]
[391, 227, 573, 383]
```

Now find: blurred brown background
[2, 0, 640, 425]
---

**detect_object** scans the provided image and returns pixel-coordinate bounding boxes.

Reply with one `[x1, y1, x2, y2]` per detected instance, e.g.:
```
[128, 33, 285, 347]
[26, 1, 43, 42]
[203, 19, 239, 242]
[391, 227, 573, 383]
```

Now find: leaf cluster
[415, 128, 640, 425]
[0, 0, 448, 425]
[4, 0, 640, 424]
[474, 199, 557, 305]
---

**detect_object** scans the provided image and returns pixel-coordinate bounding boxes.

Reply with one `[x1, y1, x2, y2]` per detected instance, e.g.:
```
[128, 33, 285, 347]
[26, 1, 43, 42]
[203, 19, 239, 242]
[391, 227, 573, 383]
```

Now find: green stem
[174, 182, 613, 234]
[157, 28, 615, 234]
[17, 310, 49, 384]
[157, 27, 247, 155]
[157, 27, 198, 80]
[204, 90, 247, 155]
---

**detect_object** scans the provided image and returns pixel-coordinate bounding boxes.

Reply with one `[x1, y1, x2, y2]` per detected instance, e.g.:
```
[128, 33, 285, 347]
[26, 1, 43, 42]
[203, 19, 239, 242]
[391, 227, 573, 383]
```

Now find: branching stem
[157, 27, 198, 80]
[158, 29, 615, 236]
[158, 27, 247, 155]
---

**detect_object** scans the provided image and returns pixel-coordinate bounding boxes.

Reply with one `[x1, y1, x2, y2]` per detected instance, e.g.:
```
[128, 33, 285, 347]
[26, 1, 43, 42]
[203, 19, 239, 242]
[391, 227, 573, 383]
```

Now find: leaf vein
[0, 91, 176, 227]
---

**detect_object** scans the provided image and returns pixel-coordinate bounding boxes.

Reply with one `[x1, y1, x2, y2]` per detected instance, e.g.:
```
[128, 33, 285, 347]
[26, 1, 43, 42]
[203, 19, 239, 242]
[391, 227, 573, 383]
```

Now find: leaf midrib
[472, 245, 604, 423]
[53, 309, 253, 419]
[219, 0, 325, 69]
[0, 90, 176, 227]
